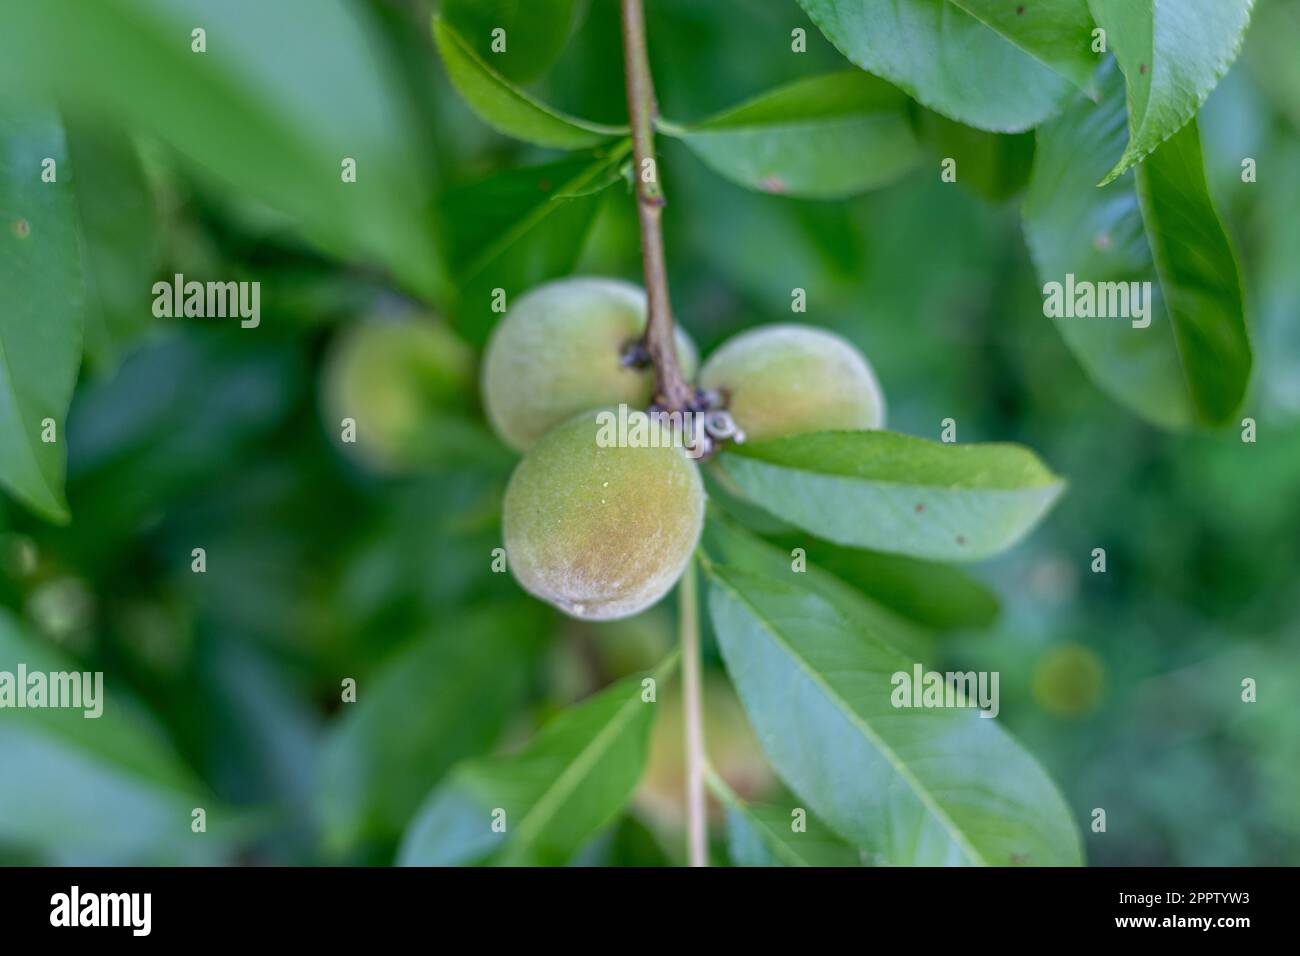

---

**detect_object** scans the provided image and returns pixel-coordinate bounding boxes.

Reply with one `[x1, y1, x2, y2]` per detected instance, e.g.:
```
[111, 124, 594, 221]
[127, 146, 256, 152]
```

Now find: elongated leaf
[441, 0, 585, 84]
[675, 72, 921, 198]
[0, 611, 231, 863]
[702, 513, 933, 663]
[65, 121, 160, 373]
[704, 565, 1082, 866]
[769, 534, 1001, 631]
[438, 148, 630, 345]
[1247, 0, 1300, 130]
[316, 607, 541, 854]
[399, 656, 675, 866]
[433, 16, 624, 149]
[1023, 63, 1251, 428]
[0, 106, 83, 524]
[718, 431, 1063, 562]
[1091, 0, 1255, 185]
[917, 110, 1035, 202]
[2, 0, 443, 300]
[797, 0, 1100, 132]
[708, 770, 864, 867]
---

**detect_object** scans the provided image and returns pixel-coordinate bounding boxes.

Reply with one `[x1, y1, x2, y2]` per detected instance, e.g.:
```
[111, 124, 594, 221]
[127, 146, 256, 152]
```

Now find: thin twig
[678, 553, 708, 866]
[620, 0, 693, 413]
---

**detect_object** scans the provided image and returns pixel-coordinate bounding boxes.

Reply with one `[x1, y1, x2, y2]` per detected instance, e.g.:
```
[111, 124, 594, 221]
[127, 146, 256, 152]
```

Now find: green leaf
[1023, 63, 1251, 428]
[718, 431, 1064, 562]
[399, 656, 676, 866]
[703, 564, 1083, 866]
[702, 513, 934, 664]
[0, 106, 83, 524]
[708, 770, 865, 867]
[1246, 0, 1300, 130]
[0, 610, 232, 863]
[441, 0, 585, 84]
[770, 535, 1001, 632]
[65, 121, 160, 374]
[316, 607, 541, 854]
[673, 72, 921, 198]
[917, 110, 1036, 201]
[1091, 0, 1255, 185]
[433, 15, 625, 149]
[438, 147, 631, 345]
[796, 0, 1100, 133]
[2, 0, 444, 300]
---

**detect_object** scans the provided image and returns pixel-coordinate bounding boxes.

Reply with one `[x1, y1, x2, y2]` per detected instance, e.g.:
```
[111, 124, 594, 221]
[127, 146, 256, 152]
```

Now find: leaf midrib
[459, 140, 631, 284]
[505, 655, 676, 860]
[706, 768, 813, 866]
[437, 19, 627, 138]
[711, 569, 990, 866]
[947, 0, 1090, 91]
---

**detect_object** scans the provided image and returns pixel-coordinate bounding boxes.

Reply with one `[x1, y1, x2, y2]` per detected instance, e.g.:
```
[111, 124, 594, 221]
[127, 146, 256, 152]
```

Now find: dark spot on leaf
[760, 175, 786, 194]
[13, 219, 29, 238]
[956, 535, 967, 546]
[1016, 5, 1025, 14]
[538, 179, 552, 191]
[915, 503, 925, 513]
[1139, 63, 1147, 74]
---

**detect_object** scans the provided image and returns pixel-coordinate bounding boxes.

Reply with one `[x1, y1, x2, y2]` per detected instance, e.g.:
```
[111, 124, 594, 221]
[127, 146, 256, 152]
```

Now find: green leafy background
[0, 0, 1296, 866]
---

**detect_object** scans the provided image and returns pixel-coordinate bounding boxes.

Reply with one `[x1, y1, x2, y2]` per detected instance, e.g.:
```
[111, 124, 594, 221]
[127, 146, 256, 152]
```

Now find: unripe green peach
[700, 325, 885, 442]
[502, 410, 704, 621]
[322, 315, 474, 470]
[1031, 643, 1105, 718]
[482, 277, 697, 452]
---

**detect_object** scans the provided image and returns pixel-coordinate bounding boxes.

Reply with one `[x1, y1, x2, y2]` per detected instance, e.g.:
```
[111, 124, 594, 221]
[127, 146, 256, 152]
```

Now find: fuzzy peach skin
[700, 324, 884, 442]
[502, 410, 704, 620]
[482, 277, 696, 452]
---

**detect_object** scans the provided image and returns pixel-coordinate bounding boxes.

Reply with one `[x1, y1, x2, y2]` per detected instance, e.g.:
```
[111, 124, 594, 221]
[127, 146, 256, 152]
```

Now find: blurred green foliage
[0, 0, 1296, 866]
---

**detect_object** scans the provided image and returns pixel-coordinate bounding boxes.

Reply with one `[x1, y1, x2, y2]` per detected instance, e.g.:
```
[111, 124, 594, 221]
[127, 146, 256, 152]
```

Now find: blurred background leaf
[1024, 64, 1251, 429]
[432, 14, 625, 149]
[1, 0, 445, 300]
[0, 611, 237, 864]
[0, 106, 83, 524]
[317, 605, 544, 858]
[441, 0, 588, 85]
[399, 658, 674, 866]
[66, 120, 161, 374]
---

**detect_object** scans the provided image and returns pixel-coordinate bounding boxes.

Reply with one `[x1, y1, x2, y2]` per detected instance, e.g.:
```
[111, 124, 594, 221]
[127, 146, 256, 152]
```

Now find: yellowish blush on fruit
[482, 277, 696, 452]
[322, 316, 474, 470]
[700, 324, 885, 442]
[503, 410, 704, 620]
